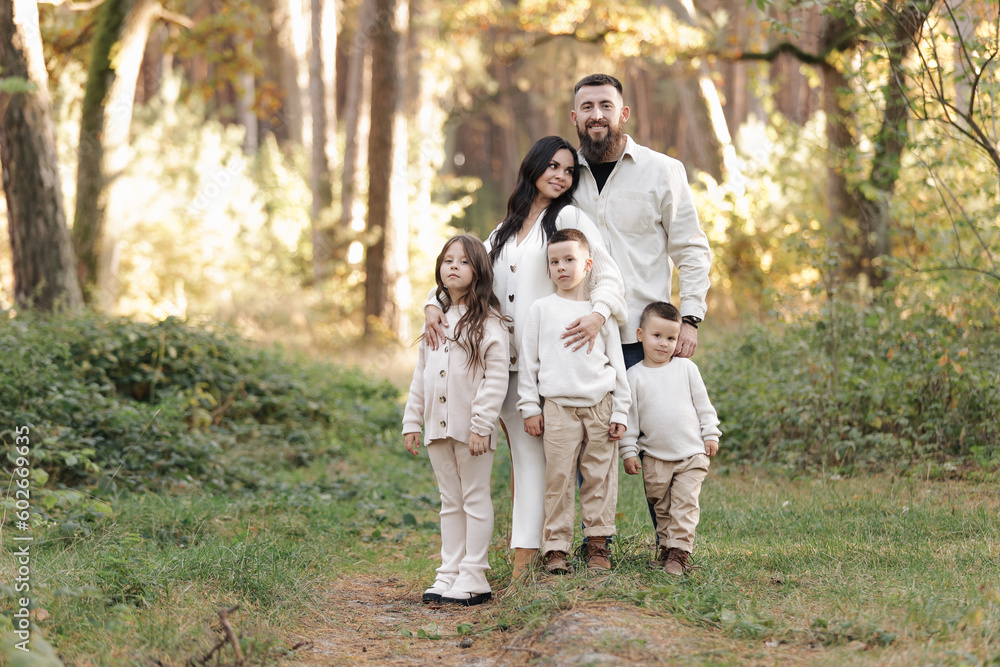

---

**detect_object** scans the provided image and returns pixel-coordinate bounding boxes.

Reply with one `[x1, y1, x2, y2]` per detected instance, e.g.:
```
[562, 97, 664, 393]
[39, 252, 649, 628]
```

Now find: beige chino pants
[541, 394, 618, 554]
[641, 453, 710, 552]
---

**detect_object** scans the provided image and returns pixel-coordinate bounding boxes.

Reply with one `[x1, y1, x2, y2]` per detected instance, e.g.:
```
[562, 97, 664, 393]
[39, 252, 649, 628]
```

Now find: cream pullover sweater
[618, 359, 722, 462]
[402, 306, 510, 448]
[575, 136, 713, 343]
[517, 294, 630, 427]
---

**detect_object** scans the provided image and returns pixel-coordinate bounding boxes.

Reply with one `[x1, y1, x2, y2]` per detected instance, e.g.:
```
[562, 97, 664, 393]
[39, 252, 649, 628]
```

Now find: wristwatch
[681, 315, 702, 328]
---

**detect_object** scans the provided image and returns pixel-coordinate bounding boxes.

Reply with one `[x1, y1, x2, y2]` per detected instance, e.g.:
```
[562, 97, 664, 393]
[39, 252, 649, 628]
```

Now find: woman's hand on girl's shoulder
[424, 304, 448, 349]
[404, 432, 422, 455]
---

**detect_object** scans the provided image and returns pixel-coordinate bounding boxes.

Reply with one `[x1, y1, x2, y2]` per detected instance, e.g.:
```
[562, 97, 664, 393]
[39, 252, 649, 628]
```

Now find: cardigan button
[440, 420, 446, 428]
[444, 346, 448, 352]
[439, 396, 446, 403]
[439, 370, 446, 377]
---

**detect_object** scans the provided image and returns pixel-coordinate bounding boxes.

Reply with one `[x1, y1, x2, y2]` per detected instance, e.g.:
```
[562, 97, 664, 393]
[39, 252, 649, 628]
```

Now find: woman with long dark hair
[425, 136, 626, 579]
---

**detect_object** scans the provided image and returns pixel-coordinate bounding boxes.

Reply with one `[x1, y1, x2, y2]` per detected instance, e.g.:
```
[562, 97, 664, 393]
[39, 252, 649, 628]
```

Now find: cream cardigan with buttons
[402, 305, 510, 448]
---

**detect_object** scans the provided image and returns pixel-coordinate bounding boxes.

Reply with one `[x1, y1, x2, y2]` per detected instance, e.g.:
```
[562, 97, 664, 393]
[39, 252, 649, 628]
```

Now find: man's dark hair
[574, 74, 623, 97]
[640, 301, 680, 328]
[547, 228, 590, 254]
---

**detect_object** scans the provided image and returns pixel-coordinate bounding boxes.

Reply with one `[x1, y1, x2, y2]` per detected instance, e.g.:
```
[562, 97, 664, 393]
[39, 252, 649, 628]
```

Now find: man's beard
[577, 121, 624, 164]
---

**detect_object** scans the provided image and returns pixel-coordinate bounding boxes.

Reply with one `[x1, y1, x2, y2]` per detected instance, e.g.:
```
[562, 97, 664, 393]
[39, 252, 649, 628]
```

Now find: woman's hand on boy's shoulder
[404, 432, 422, 455]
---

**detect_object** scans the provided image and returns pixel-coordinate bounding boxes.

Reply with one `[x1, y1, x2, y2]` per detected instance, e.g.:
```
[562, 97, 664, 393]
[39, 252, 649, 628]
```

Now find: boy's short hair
[640, 301, 680, 328]
[574, 74, 623, 97]
[547, 228, 590, 254]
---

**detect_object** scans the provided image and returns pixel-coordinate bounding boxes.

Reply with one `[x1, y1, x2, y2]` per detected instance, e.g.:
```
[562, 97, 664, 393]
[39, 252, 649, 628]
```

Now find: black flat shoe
[421, 591, 442, 603]
[440, 591, 492, 606]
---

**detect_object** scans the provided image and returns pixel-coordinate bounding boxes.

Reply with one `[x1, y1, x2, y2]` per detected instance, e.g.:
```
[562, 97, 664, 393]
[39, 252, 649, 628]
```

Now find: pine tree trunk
[339, 0, 373, 239]
[0, 0, 83, 311]
[309, 0, 337, 281]
[364, 0, 409, 338]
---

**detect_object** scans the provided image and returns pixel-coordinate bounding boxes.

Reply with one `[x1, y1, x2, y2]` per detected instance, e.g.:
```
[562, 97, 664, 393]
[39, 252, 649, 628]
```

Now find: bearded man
[569, 74, 713, 369]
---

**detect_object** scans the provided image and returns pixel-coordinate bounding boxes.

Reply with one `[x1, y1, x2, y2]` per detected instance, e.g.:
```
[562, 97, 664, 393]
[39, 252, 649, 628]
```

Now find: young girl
[402, 234, 510, 606]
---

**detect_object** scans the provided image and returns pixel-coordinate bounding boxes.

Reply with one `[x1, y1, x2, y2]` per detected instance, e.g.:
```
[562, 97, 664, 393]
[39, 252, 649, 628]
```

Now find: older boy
[517, 228, 630, 573]
[619, 302, 721, 575]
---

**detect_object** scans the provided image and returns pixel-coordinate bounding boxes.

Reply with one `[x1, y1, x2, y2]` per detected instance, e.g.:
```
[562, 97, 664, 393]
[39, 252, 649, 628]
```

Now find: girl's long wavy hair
[487, 136, 580, 266]
[432, 234, 509, 373]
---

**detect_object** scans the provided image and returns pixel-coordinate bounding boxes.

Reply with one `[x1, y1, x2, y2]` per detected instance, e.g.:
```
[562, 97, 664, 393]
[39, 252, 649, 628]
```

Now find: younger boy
[517, 228, 630, 573]
[619, 302, 721, 575]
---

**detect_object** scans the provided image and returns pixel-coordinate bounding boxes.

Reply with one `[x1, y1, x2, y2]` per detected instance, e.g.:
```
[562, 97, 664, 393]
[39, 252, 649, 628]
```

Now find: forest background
[1, 0, 999, 663]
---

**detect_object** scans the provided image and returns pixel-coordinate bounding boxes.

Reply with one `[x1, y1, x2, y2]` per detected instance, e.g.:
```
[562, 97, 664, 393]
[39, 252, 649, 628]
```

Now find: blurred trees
[1, 0, 996, 334]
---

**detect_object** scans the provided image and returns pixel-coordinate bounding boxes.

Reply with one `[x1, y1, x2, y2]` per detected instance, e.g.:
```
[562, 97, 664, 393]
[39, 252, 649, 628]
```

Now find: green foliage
[702, 300, 1000, 470]
[0, 311, 401, 499]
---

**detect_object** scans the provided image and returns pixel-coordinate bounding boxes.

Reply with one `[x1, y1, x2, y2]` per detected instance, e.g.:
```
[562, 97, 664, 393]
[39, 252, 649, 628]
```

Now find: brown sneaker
[585, 538, 611, 571]
[544, 550, 570, 574]
[663, 548, 691, 575]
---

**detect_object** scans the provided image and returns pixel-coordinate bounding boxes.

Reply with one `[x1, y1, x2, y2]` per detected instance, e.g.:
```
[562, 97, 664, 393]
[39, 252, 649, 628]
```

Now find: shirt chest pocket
[608, 191, 658, 235]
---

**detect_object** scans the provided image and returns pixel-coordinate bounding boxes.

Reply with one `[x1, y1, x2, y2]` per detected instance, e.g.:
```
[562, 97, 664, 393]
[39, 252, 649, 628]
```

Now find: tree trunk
[309, 0, 337, 281]
[490, 57, 519, 196]
[364, 0, 409, 339]
[339, 0, 373, 241]
[855, 0, 936, 287]
[72, 0, 160, 308]
[0, 0, 83, 311]
[819, 12, 859, 257]
[237, 38, 258, 154]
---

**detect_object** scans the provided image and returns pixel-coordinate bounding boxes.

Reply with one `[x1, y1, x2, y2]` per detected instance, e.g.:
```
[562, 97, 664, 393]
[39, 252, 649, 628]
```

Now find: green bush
[703, 302, 1000, 471]
[0, 312, 400, 495]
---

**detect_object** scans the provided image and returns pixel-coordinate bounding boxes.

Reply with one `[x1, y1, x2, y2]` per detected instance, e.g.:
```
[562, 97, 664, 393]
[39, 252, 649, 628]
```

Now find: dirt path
[285, 577, 818, 666]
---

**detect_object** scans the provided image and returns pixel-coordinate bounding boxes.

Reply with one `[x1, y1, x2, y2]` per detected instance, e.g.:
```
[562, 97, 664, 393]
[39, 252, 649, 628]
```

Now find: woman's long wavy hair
[487, 136, 580, 266]
[432, 234, 509, 373]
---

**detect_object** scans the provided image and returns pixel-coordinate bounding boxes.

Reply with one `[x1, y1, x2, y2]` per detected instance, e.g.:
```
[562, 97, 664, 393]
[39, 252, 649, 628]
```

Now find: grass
[3, 423, 999, 664]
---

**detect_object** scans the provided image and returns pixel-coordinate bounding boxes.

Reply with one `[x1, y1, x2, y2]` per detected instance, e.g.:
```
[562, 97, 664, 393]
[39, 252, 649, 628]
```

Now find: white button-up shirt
[575, 135, 712, 343]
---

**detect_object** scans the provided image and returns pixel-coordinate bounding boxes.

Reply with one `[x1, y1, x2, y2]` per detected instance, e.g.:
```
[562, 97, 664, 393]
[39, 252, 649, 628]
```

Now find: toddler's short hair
[547, 228, 590, 253]
[640, 301, 680, 328]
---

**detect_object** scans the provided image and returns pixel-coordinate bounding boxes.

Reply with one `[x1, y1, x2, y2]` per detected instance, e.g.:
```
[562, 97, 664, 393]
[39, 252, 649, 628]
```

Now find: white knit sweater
[516, 294, 630, 427]
[402, 306, 510, 448]
[618, 358, 722, 462]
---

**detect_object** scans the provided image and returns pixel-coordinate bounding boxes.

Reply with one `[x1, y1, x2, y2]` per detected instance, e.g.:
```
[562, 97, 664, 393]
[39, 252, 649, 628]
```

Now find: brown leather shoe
[652, 545, 671, 569]
[544, 550, 570, 574]
[585, 538, 611, 571]
[663, 548, 691, 575]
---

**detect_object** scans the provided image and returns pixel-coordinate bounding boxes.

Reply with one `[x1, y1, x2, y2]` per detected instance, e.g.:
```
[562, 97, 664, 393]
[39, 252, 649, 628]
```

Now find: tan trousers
[541, 394, 618, 554]
[641, 453, 710, 552]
